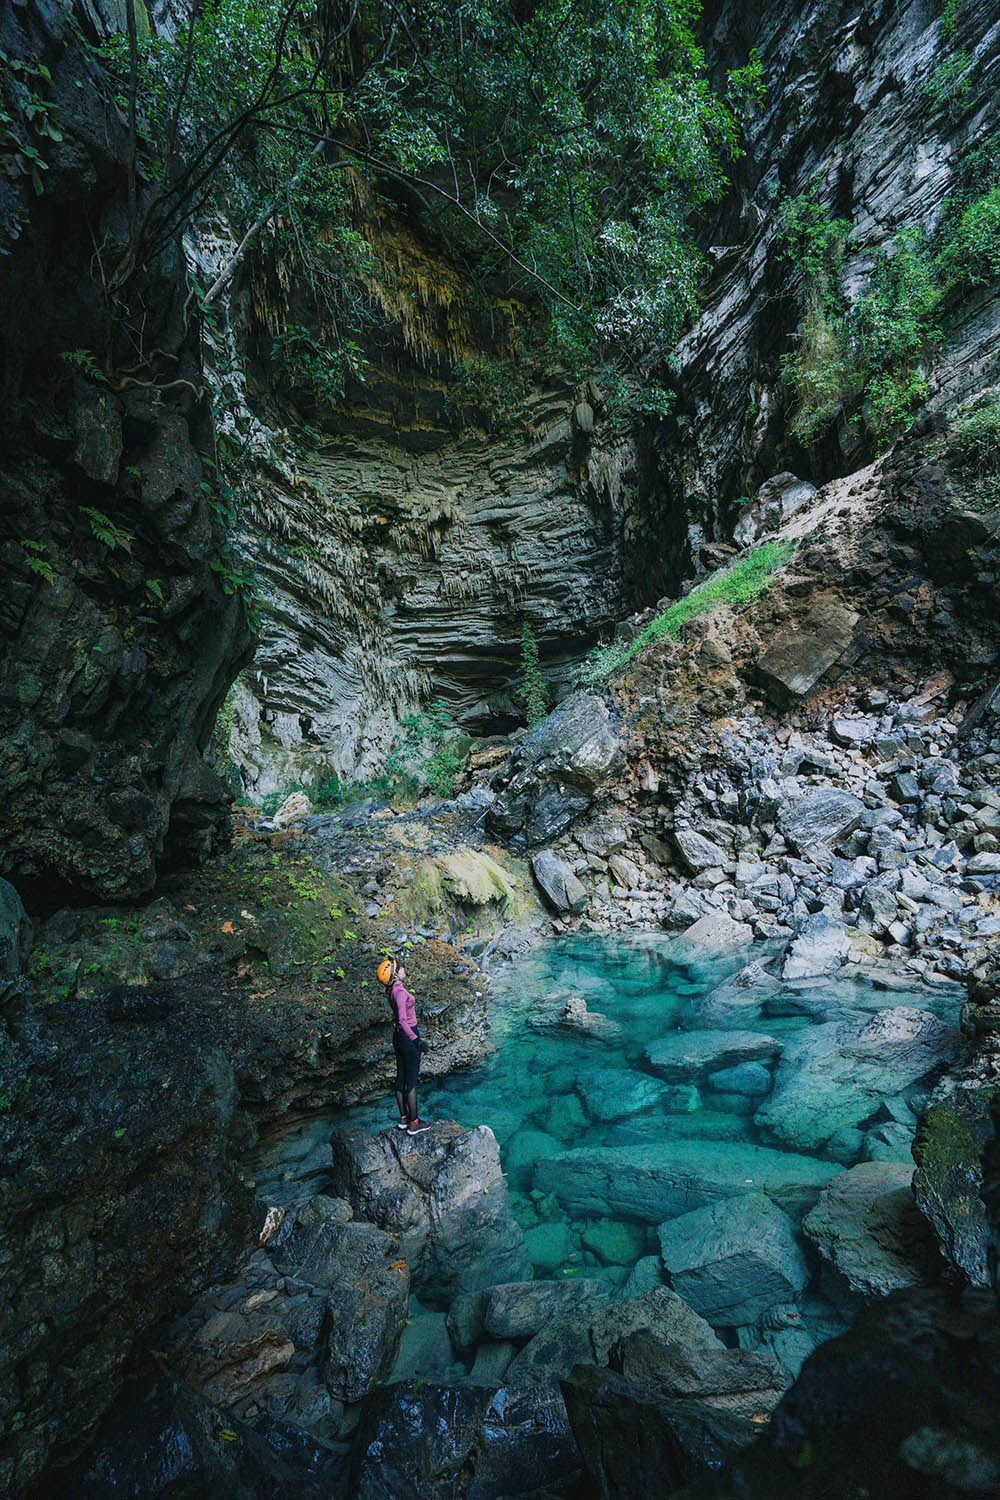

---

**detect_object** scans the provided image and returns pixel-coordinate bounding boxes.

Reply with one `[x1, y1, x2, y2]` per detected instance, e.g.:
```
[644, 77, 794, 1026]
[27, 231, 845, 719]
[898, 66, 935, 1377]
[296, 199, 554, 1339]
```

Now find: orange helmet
[376, 957, 398, 986]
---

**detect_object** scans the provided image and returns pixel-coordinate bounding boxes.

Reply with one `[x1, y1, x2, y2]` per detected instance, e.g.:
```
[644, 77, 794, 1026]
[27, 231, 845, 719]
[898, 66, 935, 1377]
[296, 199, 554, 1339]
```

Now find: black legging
[393, 1026, 421, 1122]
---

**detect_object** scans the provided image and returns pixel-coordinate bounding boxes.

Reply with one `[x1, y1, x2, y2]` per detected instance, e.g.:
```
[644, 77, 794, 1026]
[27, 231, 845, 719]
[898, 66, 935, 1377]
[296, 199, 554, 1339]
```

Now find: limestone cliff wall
[201, 211, 639, 793]
[0, 0, 254, 901]
[645, 0, 1000, 564]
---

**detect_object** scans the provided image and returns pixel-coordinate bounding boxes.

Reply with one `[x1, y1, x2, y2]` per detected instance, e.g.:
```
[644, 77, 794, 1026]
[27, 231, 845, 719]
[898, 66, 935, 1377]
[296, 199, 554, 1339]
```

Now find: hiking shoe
[406, 1119, 432, 1135]
[396, 1118, 410, 1130]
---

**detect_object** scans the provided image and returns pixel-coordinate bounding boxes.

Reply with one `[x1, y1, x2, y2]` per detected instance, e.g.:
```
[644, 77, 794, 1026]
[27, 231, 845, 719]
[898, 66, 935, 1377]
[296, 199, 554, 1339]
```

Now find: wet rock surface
[329, 1122, 531, 1301]
[0, 0, 253, 902]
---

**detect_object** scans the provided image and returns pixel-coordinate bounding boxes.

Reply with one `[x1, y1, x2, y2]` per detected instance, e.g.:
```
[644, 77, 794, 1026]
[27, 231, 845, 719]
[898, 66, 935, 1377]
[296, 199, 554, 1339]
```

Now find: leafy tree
[100, 0, 761, 389]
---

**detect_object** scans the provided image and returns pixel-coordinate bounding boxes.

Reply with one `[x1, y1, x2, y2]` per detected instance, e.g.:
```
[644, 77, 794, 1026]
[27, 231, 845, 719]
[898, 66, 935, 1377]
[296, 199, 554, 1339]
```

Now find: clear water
[254, 932, 960, 1379]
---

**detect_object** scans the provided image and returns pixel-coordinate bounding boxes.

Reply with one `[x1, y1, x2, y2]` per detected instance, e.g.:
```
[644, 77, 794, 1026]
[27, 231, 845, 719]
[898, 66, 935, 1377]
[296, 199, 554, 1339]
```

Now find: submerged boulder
[533, 1140, 839, 1223]
[756, 1008, 960, 1155]
[645, 1030, 782, 1083]
[658, 1192, 810, 1328]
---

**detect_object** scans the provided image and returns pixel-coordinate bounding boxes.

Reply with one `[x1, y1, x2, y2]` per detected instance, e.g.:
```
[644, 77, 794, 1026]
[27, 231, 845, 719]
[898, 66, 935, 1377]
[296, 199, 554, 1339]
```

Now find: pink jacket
[388, 978, 418, 1040]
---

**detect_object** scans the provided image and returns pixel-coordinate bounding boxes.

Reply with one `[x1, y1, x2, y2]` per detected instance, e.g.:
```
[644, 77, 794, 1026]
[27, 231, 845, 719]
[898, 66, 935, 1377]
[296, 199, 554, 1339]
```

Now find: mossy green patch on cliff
[580, 540, 794, 684]
[912, 1090, 997, 1286]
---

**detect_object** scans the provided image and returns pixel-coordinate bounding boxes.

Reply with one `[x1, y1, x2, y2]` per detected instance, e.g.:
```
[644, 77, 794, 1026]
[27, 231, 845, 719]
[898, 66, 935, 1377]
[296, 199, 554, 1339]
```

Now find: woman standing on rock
[378, 957, 431, 1135]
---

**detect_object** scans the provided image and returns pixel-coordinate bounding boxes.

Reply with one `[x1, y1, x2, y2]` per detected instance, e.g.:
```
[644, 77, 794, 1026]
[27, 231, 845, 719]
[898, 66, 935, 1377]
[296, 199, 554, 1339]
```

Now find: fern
[59, 348, 108, 384]
[21, 540, 54, 583]
[79, 506, 133, 553]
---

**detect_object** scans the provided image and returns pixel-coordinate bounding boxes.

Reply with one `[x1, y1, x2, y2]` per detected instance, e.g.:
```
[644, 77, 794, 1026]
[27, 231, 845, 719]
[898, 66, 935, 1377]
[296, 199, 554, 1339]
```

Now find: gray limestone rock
[658, 1192, 810, 1328]
[803, 1161, 940, 1310]
[533, 1140, 840, 1223]
[779, 788, 865, 855]
[578, 1065, 681, 1122]
[672, 826, 730, 875]
[350, 1382, 581, 1500]
[489, 693, 623, 850]
[781, 912, 851, 980]
[707, 1062, 773, 1097]
[531, 849, 588, 914]
[673, 910, 754, 954]
[756, 1008, 960, 1155]
[329, 1123, 530, 1301]
[481, 1279, 611, 1340]
[754, 597, 859, 708]
[645, 1030, 782, 1083]
[733, 473, 816, 548]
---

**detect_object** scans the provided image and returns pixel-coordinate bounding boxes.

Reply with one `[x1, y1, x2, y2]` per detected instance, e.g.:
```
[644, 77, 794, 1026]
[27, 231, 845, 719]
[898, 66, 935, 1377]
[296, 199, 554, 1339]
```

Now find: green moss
[579, 540, 795, 685]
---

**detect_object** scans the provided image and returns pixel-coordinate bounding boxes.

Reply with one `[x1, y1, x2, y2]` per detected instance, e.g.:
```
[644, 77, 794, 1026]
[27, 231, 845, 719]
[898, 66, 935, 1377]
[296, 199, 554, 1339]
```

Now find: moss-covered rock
[912, 1090, 998, 1288]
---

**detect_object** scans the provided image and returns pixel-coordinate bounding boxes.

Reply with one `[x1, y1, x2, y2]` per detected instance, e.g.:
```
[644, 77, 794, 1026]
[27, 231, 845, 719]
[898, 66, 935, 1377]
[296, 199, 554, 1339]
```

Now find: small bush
[947, 396, 1000, 506]
[776, 194, 851, 299]
[850, 229, 941, 446]
[385, 698, 466, 799]
[922, 50, 972, 119]
[444, 357, 527, 434]
[579, 540, 795, 685]
[780, 294, 855, 446]
[515, 623, 549, 729]
[937, 184, 1000, 292]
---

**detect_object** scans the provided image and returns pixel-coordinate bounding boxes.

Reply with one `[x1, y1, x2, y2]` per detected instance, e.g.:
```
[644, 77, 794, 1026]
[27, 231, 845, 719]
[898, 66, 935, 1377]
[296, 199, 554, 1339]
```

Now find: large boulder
[781, 912, 851, 980]
[561, 1365, 756, 1499]
[577, 1064, 681, 1122]
[612, 1327, 787, 1423]
[481, 1279, 612, 1341]
[531, 849, 588, 914]
[911, 1090, 997, 1289]
[0, 878, 31, 977]
[756, 1008, 961, 1155]
[533, 1140, 840, 1223]
[489, 693, 623, 849]
[691, 1288, 1000, 1500]
[349, 1383, 582, 1500]
[778, 787, 865, 855]
[803, 1162, 941, 1312]
[329, 1123, 530, 1301]
[733, 473, 817, 548]
[672, 827, 730, 875]
[672, 911, 754, 954]
[167, 1197, 410, 1414]
[754, 595, 859, 708]
[658, 1193, 810, 1328]
[644, 1030, 782, 1083]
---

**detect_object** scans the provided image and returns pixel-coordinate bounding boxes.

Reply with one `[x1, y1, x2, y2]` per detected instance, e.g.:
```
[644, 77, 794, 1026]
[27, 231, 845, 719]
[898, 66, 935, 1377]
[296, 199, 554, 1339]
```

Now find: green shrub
[776, 194, 851, 300]
[776, 194, 854, 445]
[922, 50, 971, 119]
[947, 396, 1000, 506]
[850, 229, 941, 446]
[385, 698, 466, 799]
[579, 540, 795, 685]
[937, 184, 1000, 292]
[444, 358, 527, 434]
[780, 294, 854, 446]
[515, 623, 549, 729]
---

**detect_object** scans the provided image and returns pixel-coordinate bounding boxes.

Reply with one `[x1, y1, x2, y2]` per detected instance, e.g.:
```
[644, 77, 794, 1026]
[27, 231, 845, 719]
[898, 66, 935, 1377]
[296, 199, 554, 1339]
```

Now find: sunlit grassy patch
[580, 540, 795, 685]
